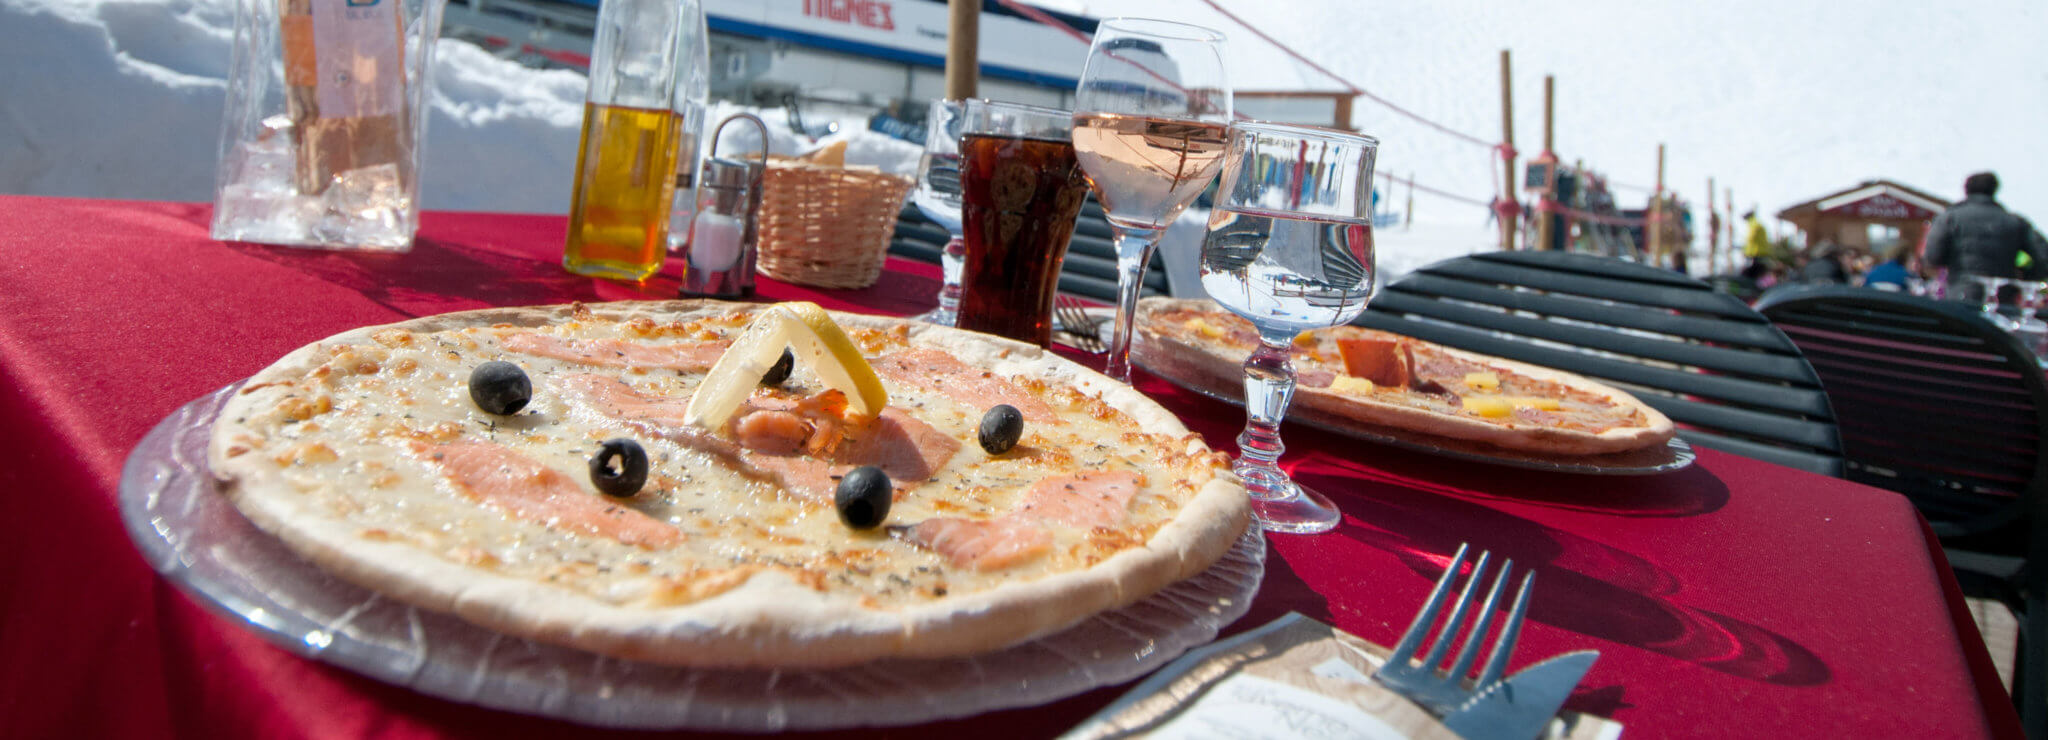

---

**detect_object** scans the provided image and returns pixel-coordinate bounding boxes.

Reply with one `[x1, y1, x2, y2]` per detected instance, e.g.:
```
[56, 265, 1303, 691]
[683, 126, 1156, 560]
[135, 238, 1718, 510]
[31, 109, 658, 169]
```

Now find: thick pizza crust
[208, 300, 1248, 668]
[1134, 297, 1674, 456]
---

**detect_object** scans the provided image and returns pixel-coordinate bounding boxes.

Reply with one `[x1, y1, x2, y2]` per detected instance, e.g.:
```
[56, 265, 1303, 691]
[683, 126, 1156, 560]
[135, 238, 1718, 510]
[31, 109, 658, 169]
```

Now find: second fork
[1054, 296, 1105, 353]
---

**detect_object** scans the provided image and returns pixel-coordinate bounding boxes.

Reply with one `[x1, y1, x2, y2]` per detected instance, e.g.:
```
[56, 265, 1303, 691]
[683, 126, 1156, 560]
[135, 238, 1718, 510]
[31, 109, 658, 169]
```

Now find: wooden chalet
[1776, 179, 1949, 253]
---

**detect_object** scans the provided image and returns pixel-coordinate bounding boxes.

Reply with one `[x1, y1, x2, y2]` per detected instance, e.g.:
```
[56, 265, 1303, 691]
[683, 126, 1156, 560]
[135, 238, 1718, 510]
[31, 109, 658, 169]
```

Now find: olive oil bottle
[559, 0, 704, 282]
[563, 102, 682, 281]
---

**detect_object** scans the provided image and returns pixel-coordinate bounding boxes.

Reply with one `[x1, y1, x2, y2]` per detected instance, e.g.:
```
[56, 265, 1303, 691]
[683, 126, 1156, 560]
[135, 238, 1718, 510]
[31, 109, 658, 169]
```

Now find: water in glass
[1201, 208, 1375, 330]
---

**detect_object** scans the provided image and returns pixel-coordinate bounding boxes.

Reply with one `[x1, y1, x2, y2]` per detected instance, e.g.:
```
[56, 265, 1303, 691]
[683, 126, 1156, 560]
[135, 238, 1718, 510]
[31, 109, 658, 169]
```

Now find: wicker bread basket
[754, 156, 916, 289]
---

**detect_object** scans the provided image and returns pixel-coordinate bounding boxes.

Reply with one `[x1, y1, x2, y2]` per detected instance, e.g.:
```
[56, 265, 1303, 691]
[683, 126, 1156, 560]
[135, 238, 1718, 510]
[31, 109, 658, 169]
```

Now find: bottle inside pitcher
[562, 0, 704, 282]
[278, 0, 411, 199]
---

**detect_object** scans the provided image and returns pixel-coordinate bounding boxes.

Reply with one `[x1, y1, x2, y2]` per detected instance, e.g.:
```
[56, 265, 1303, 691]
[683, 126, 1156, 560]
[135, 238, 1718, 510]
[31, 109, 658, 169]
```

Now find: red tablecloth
[0, 195, 2020, 738]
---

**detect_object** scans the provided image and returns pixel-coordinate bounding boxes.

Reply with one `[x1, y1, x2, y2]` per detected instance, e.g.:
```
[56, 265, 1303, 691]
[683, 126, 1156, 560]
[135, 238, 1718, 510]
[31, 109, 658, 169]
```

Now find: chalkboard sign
[1524, 161, 1552, 191]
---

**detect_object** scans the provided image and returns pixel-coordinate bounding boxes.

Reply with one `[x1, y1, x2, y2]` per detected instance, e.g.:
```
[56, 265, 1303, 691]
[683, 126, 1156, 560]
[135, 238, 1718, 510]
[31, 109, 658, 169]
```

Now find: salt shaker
[681, 114, 768, 298]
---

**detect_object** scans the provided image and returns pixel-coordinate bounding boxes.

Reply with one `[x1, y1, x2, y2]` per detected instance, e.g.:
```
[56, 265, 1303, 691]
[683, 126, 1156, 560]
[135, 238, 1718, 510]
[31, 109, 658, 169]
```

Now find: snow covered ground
[2, 0, 2041, 285]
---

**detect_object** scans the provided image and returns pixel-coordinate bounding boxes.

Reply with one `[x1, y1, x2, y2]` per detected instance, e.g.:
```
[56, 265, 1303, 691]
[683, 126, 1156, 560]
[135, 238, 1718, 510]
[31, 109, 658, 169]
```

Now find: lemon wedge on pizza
[684, 302, 888, 429]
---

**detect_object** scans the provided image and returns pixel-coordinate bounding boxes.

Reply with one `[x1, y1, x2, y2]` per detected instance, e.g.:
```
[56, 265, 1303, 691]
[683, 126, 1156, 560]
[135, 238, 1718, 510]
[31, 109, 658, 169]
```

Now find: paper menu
[1143, 672, 1417, 740]
[1062, 612, 1618, 740]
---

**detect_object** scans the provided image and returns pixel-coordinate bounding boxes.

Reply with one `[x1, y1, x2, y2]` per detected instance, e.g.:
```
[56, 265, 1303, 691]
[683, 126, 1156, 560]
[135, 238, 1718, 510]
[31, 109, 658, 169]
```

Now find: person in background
[1742, 209, 1771, 270]
[1798, 241, 1850, 284]
[1861, 241, 1918, 291]
[1848, 247, 1878, 277]
[1923, 171, 2048, 301]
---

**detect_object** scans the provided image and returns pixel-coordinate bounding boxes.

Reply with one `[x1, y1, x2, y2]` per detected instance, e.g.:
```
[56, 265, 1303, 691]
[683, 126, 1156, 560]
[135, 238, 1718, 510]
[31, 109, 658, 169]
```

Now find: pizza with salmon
[1134, 297, 1675, 456]
[206, 300, 1247, 668]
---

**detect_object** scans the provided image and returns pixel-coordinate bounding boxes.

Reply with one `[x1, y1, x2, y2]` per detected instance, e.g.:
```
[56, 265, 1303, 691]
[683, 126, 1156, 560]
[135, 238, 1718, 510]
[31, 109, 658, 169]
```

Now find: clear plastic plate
[1131, 352, 1696, 476]
[118, 384, 1266, 730]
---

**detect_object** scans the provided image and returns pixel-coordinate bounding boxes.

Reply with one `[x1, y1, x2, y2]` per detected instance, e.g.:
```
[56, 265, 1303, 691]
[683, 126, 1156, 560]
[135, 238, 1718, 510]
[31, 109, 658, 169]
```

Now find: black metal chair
[888, 203, 950, 265]
[888, 199, 1170, 304]
[1058, 199, 1171, 303]
[1755, 284, 2048, 734]
[1355, 250, 1844, 476]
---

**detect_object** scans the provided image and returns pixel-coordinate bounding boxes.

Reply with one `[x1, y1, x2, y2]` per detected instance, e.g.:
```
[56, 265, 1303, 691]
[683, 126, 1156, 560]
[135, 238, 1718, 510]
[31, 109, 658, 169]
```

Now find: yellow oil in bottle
[563, 102, 684, 282]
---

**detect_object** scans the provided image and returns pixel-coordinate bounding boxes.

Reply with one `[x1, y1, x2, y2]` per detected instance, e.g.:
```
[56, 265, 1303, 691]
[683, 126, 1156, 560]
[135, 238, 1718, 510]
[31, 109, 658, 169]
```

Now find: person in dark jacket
[1924, 171, 2048, 301]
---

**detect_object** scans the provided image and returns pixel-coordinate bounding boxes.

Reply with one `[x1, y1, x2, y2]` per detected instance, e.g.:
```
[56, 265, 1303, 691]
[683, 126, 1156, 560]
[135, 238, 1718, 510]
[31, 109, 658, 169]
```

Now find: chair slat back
[888, 205, 949, 264]
[1058, 197, 1169, 302]
[889, 199, 1168, 304]
[1756, 284, 2048, 548]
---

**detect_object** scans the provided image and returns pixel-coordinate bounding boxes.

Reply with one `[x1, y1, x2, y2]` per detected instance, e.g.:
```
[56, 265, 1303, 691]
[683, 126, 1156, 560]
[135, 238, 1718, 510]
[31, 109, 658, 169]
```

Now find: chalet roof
[1777, 180, 1951, 223]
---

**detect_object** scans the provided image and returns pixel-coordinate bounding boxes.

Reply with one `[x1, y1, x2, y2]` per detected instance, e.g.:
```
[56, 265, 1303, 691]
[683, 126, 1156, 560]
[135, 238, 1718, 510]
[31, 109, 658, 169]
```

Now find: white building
[444, 0, 1094, 131]
[442, 0, 1350, 133]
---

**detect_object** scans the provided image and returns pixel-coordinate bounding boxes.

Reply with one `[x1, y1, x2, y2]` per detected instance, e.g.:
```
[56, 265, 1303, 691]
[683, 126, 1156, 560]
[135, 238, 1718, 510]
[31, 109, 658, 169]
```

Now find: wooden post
[1335, 96, 1354, 131]
[1542, 76, 1555, 153]
[1725, 186, 1735, 272]
[1405, 172, 1414, 230]
[945, 0, 979, 99]
[1707, 176, 1718, 275]
[1499, 50, 1515, 251]
[1536, 75, 1555, 251]
[1648, 143, 1665, 267]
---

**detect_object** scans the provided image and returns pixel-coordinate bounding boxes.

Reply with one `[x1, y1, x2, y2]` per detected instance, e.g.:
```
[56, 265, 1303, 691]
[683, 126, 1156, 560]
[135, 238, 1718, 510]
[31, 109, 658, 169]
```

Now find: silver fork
[1374, 543, 1536, 718]
[1054, 295, 1105, 353]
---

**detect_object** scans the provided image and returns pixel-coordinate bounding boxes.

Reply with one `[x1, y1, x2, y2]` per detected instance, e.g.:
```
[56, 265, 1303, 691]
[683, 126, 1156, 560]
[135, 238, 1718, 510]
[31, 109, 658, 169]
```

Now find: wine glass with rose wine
[1200, 121, 1378, 534]
[1072, 18, 1232, 382]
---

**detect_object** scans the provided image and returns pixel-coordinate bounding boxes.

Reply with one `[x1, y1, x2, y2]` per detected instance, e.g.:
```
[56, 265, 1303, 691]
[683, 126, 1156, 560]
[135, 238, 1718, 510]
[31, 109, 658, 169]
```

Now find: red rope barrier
[988, 0, 1094, 45]
[999, 0, 1689, 217]
[1492, 197, 1523, 222]
[1198, 0, 1497, 149]
[990, 0, 1499, 212]
[1194, 0, 1357, 97]
[990, 0, 1249, 121]
[1380, 171, 1491, 207]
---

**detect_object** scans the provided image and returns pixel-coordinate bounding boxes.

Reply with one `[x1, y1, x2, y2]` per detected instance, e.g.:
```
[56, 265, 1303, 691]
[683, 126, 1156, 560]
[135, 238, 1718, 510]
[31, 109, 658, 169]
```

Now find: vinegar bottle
[562, 0, 701, 282]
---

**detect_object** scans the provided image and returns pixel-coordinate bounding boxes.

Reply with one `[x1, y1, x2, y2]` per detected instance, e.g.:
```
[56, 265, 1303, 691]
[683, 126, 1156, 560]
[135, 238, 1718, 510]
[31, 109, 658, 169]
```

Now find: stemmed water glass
[1072, 18, 1233, 383]
[1201, 121, 1378, 534]
[910, 99, 967, 326]
[2013, 280, 2048, 358]
[1976, 275, 2018, 331]
[2016, 281, 2048, 325]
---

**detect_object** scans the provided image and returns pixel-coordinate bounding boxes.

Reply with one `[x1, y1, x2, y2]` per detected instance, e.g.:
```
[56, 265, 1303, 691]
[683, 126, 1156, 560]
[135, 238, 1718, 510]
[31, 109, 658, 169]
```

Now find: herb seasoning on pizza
[208, 300, 1247, 668]
[1134, 297, 1675, 456]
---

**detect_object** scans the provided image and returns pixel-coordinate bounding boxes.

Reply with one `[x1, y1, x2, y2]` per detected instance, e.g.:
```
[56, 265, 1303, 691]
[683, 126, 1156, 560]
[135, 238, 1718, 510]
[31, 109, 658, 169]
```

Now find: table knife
[1442, 650, 1598, 740]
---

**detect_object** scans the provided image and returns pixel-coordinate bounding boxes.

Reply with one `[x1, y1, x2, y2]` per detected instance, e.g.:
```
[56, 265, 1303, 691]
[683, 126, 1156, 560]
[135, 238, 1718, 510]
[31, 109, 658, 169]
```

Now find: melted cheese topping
[221, 310, 1223, 611]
